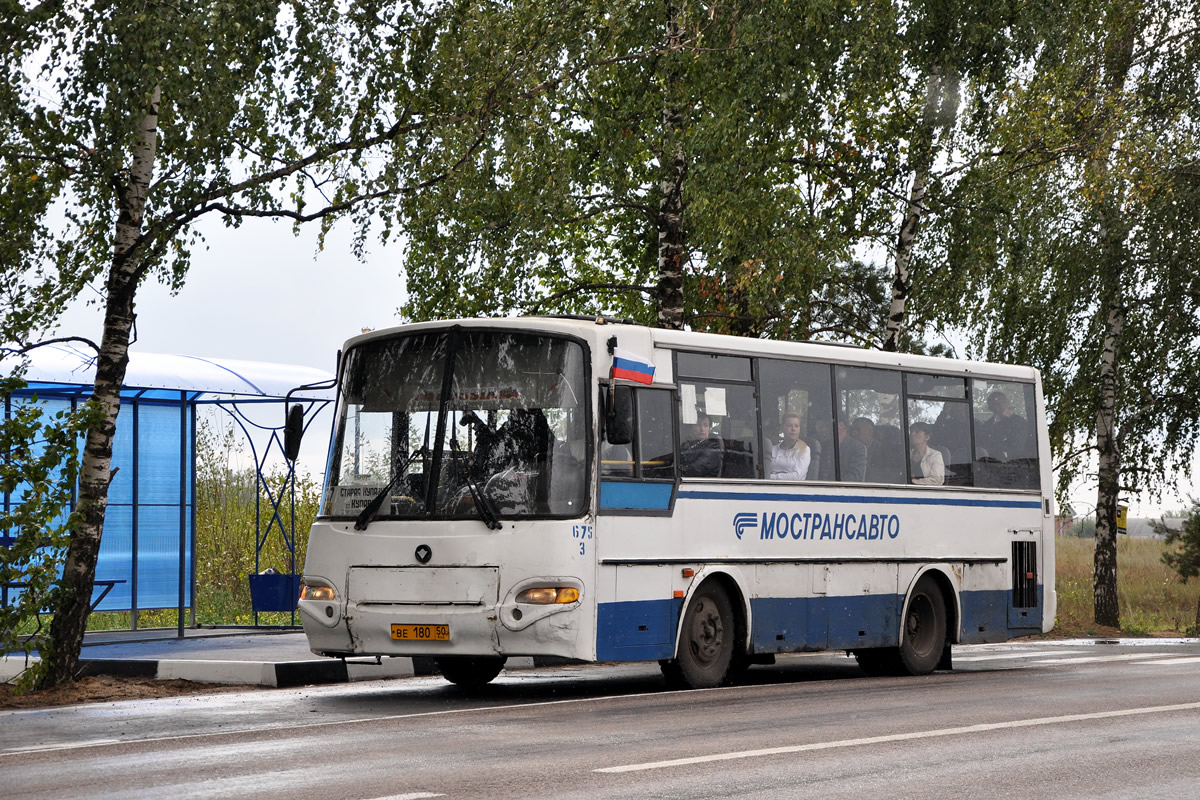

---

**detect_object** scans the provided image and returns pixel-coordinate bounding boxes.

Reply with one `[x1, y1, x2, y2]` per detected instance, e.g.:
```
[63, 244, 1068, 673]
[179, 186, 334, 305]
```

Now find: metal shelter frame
[209, 394, 331, 625]
[1, 345, 334, 636]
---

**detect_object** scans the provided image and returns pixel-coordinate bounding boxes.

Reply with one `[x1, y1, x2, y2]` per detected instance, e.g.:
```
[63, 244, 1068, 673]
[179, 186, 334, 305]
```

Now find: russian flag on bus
[612, 347, 655, 384]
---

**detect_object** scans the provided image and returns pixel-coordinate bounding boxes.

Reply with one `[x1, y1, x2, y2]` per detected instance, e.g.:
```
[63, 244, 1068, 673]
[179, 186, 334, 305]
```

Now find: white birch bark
[1093, 294, 1124, 627]
[882, 68, 949, 352]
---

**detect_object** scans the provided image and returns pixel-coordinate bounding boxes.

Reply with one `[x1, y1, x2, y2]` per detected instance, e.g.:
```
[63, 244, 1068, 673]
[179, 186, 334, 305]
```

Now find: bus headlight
[300, 579, 337, 602]
[516, 587, 580, 605]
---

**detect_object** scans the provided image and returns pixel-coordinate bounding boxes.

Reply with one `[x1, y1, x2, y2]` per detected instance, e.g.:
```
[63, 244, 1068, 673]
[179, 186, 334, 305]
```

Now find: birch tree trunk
[655, 2, 687, 331]
[1090, 170, 1129, 629]
[40, 86, 161, 688]
[1093, 294, 1123, 627]
[882, 66, 957, 352]
[1088, 21, 1136, 630]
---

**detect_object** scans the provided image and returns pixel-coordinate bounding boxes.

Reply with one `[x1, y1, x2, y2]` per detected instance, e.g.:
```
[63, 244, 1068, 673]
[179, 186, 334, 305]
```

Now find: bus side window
[638, 390, 675, 479]
[836, 366, 905, 484]
[904, 374, 972, 487]
[600, 386, 676, 480]
[757, 358, 835, 482]
[677, 381, 757, 478]
[971, 380, 1039, 489]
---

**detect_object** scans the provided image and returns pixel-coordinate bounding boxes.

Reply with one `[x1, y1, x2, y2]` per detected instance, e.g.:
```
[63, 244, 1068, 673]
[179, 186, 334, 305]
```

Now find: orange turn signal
[516, 587, 581, 604]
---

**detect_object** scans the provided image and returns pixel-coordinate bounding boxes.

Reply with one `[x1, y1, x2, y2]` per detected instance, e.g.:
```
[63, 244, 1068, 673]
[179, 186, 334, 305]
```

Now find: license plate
[391, 623, 450, 641]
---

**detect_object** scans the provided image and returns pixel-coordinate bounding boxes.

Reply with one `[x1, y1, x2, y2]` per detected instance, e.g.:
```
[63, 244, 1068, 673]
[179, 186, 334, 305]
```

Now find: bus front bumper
[300, 599, 588, 660]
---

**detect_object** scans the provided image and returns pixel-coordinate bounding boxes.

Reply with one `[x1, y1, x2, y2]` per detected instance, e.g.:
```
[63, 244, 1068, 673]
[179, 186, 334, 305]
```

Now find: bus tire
[897, 577, 947, 676]
[668, 582, 736, 689]
[435, 655, 505, 689]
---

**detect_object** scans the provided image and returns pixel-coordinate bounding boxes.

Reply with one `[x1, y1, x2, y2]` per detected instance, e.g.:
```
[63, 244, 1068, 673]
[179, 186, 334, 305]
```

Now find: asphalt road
[4, 639, 1200, 799]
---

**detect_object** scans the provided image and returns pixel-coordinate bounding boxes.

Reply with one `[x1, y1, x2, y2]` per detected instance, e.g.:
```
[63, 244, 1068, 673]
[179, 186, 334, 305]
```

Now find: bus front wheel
[662, 582, 737, 689]
[436, 655, 505, 689]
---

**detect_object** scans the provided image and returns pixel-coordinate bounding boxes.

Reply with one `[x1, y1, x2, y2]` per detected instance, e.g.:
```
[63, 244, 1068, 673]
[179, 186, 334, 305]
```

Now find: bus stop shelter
[1, 344, 334, 633]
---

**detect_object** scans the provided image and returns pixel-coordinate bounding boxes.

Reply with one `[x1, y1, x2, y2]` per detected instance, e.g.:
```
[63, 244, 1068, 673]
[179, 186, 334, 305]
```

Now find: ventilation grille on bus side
[1012, 541, 1038, 608]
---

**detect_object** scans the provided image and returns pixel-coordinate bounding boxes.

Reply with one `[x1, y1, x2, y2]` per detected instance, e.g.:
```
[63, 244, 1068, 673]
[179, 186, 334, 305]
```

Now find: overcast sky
[56, 216, 407, 374]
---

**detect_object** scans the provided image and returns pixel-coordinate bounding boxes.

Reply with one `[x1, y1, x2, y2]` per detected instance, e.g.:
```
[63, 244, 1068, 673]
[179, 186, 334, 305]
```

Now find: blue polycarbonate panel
[131, 504, 193, 609]
[108, 403, 135, 505]
[2, 393, 196, 615]
[94, 505, 135, 610]
[137, 403, 185, 505]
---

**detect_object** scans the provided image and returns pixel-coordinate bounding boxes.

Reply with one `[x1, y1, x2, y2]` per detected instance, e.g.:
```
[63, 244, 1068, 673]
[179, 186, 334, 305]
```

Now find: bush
[1157, 504, 1200, 630]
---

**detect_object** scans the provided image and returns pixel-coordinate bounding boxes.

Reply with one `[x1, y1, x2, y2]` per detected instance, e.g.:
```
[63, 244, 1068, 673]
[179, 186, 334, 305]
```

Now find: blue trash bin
[248, 572, 301, 612]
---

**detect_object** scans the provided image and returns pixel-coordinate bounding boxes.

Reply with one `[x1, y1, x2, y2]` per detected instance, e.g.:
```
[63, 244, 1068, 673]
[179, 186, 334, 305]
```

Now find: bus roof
[344, 316, 1040, 383]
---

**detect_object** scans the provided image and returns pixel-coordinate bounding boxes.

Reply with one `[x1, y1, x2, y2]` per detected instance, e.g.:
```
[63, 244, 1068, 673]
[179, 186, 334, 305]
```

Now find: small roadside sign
[1116, 503, 1128, 534]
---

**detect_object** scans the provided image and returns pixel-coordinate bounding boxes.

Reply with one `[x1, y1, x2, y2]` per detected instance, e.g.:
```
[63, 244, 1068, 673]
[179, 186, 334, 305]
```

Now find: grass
[1050, 535, 1200, 638]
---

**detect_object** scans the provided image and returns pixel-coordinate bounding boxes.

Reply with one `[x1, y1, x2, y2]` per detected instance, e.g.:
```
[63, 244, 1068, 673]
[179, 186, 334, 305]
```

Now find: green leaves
[390, 0, 907, 338]
[927, 0, 1200, 503]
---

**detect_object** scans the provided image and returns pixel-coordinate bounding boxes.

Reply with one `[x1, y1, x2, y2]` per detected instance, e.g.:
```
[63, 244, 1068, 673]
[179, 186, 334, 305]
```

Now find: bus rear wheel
[897, 577, 947, 675]
[662, 582, 737, 689]
[436, 655, 505, 689]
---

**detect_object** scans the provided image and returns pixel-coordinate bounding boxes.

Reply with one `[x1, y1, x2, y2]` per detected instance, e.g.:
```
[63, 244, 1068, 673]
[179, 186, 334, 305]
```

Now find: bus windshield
[323, 329, 589, 522]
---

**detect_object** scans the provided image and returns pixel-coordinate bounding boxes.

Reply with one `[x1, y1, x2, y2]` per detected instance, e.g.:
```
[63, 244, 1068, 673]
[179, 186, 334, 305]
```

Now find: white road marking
[4, 738, 121, 754]
[594, 701, 1200, 774]
[953, 650, 1075, 662]
[1143, 656, 1200, 665]
[1030, 653, 1166, 665]
[361, 794, 444, 800]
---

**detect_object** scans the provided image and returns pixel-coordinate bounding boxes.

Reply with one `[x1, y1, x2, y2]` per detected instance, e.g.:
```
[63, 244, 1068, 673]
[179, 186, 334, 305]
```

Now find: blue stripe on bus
[600, 481, 675, 510]
[677, 489, 1042, 510]
[596, 588, 1043, 662]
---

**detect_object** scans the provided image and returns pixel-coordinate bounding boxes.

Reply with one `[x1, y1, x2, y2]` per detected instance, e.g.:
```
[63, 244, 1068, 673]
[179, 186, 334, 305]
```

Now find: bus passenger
[838, 417, 871, 482]
[837, 420, 867, 481]
[980, 391, 1029, 460]
[909, 422, 945, 485]
[768, 412, 810, 480]
[680, 413, 722, 477]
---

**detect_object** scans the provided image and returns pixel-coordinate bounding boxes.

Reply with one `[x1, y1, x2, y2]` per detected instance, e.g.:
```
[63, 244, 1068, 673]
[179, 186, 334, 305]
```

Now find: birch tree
[1, 0, 546, 688]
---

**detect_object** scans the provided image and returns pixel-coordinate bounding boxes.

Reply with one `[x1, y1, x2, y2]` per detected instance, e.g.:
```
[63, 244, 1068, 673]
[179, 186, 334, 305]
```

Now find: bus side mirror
[605, 385, 633, 445]
[284, 404, 305, 461]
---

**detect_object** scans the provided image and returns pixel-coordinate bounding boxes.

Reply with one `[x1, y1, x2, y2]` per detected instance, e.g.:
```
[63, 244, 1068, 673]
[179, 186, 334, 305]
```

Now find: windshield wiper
[449, 436, 502, 530]
[354, 448, 425, 531]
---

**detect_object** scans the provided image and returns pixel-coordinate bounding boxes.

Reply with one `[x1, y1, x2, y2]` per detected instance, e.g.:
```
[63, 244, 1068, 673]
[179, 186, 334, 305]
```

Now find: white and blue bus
[292, 316, 1054, 688]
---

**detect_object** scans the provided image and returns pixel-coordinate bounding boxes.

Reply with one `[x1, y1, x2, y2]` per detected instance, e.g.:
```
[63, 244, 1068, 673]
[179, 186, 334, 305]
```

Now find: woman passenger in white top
[909, 421, 945, 485]
[769, 412, 810, 480]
